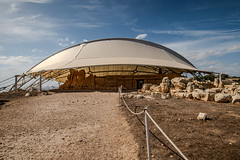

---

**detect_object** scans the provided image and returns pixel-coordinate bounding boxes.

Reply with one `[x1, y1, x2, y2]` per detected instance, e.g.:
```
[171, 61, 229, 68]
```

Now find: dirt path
[0, 92, 138, 160]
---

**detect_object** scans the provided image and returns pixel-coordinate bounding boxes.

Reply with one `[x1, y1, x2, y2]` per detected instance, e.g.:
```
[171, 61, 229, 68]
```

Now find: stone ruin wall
[138, 76, 240, 104]
[59, 69, 181, 90]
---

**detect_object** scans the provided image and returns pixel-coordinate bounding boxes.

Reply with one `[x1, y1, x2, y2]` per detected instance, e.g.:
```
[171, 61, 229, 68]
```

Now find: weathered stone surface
[205, 88, 222, 93]
[186, 82, 197, 92]
[232, 94, 240, 104]
[194, 80, 214, 89]
[150, 85, 161, 92]
[218, 82, 223, 88]
[171, 77, 192, 90]
[170, 89, 177, 96]
[135, 94, 144, 99]
[141, 83, 152, 93]
[203, 89, 217, 101]
[160, 83, 169, 93]
[215, 93, 232, 103]
[185, 92, 193, 99]
[214, 78, 219, 88]
[159, 77, 170, 93]
[175, 92, 186, 98]
[197, 113, 207, 120]
[161, 93, 171, 99]
[203, 92, 215, 101]
[192, 89, 205, 100]
[127, 94, 134, 99]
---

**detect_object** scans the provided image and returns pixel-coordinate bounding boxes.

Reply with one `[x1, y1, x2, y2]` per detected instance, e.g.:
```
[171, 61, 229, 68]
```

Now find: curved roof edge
[27, 38, 197, 73]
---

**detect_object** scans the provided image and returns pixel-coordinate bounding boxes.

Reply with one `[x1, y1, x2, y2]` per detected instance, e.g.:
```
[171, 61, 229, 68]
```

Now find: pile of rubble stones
[136, 77, 240, 104]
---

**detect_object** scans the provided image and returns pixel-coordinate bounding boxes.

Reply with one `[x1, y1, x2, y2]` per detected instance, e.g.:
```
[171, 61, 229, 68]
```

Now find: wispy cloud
[152, 29, 240, 37]
[1, 0, 52, 3]
[0, 0, 58, 42]
[32, 48, 43, 53]
[136, 34, 147, 39]
[57, 37, 75, 47]
[196, 60, 240, 76]
[0, 55, 33, 65]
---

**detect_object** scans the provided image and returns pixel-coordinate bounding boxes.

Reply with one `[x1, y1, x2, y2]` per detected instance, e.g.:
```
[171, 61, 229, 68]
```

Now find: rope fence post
[144, 107, 152, 160]
[145, 111, 189, 160]
[116, 86, 122, 107]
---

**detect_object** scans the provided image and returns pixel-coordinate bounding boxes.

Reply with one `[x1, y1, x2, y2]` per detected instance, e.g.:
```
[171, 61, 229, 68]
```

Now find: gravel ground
[0, 92, 138, 160]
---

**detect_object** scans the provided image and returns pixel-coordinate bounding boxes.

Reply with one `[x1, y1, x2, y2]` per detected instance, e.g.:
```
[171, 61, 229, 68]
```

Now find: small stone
[197, 112, 207, 120]
[135, 95, 144, 99]
[25, 92, 30, 97]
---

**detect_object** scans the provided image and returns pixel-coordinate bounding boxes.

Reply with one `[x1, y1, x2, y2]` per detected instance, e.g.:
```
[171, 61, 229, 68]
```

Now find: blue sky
[0, 0, 240, 81]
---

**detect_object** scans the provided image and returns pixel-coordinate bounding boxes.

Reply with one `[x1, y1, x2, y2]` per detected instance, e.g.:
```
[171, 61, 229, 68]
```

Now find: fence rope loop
[119, 86, 144, 115]
[145, 111, 189, 160]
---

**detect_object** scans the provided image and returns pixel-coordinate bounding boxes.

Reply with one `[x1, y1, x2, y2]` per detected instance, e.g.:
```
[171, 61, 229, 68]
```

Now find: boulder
[160, 83, 169, 93]
[186, 82, 197, 92]
[192, 89, 205, 100]
[135, 94, 144, 99]
[194, 80, 214, 89]
[127, 94, 134, 99]
[218, 82, 223, 88]
[162, 93, 171, 99]
[214, 78, 219, 88]
[203, 92, 215, 101]
[215, 93, 232, 103]
[141, 83, 152, 93]
[150, 85, 161, 92]
[185, 92, 193, 99]
[205, 88, 222, 93]
[159, 77, 170, 93]
[171, 77, 192, 90]
[203, 89, 216, 101]
[175, 92, 186, 98]
[232, 94, 240, 104]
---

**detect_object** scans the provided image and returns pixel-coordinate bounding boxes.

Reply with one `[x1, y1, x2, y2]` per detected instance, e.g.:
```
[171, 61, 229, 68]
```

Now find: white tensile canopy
[27, 38, 197, 75]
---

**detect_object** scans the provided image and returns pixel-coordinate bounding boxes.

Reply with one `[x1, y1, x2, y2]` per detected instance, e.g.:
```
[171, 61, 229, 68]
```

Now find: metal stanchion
[145, 107, 152, 160]
[15, 75, 18, 93]
[116, 86, 122, 107]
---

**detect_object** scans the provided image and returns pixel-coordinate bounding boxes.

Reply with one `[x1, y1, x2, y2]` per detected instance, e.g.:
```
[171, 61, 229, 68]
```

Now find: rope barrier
[145, 111, 189, 160]
[121, 96, 144, 115]
[134, 106, 185, 160]
[118, 86, 188, 160]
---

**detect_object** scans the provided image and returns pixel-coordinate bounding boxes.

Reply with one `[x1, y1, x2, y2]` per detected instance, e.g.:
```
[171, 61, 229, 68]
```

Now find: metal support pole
[39, 71, 42, 92]
[144, 108, 152, 160]
[15, 75, 18, 93]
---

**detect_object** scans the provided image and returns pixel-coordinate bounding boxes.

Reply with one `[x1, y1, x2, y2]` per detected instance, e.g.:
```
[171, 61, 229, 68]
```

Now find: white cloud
[83, 39, 88, 42]
[136, 34, 147, 39]
[196, 60, 240, 76]
[1, 0, 51, 3]
[151, 29, 240, 37]
[0, 55, 33, 65]
[0, 0, 57, 42]
[57, 37, 75, 47]
[32, 48, 42, 53]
